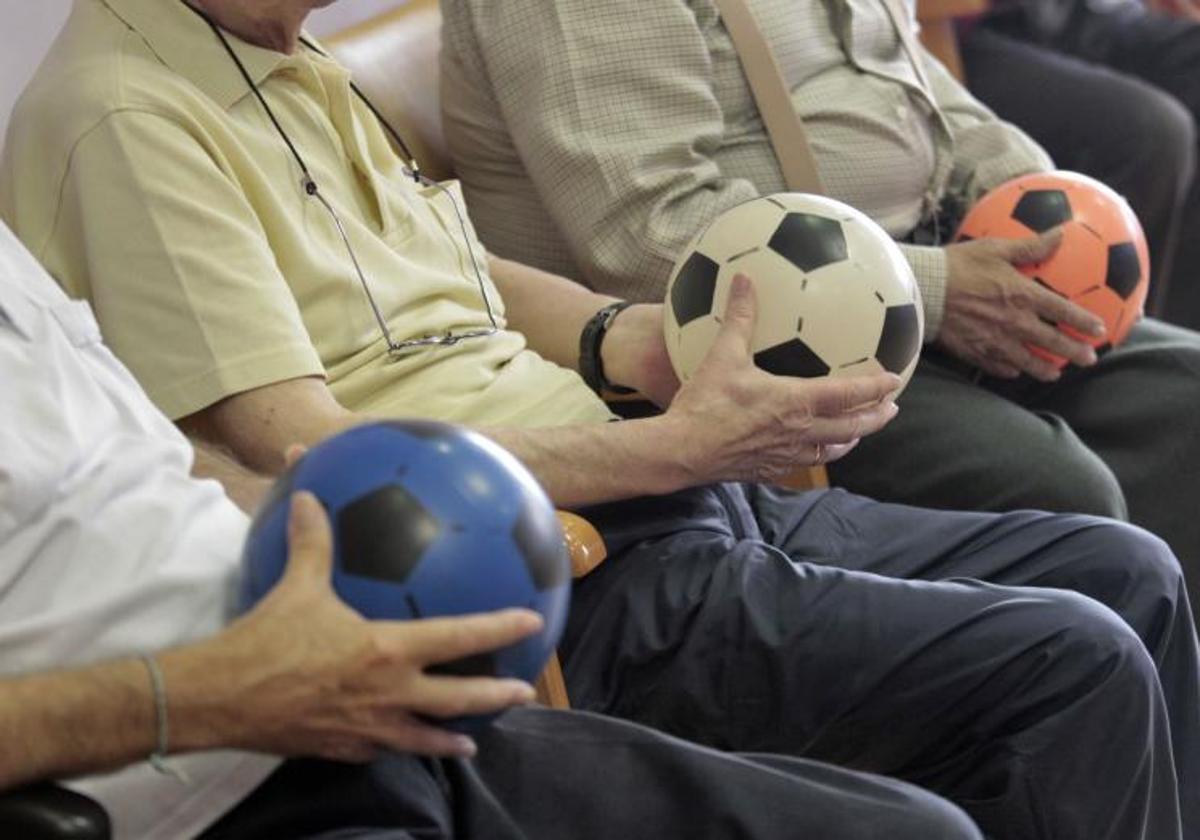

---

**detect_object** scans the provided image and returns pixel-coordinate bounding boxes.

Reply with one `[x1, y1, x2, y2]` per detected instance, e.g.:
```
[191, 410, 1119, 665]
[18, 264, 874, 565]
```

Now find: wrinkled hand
[664, 274, 901, 484]
[940, 230, 1106, 381]
[165, 493, 541, 762]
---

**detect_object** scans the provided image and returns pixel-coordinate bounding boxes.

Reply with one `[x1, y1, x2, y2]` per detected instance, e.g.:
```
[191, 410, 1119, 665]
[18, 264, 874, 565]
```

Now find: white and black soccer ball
[664, 193, 924, 392]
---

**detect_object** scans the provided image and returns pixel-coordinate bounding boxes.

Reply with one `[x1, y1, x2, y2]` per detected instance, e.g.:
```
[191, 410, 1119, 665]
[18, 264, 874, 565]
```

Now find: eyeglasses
[189, 3, 500, 356]
[306, 168, 500, 356]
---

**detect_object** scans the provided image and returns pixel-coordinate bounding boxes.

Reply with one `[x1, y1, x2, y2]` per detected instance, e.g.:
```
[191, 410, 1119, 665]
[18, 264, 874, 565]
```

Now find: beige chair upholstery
[325, 0, 454, 181]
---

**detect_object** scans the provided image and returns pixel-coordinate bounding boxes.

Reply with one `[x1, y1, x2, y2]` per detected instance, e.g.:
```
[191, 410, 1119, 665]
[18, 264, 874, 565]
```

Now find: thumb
[283, 491, 335, 585]
[283, 444, 308, 469]
[712, 273, 758, 357]
[1000, 228, 1063, 266]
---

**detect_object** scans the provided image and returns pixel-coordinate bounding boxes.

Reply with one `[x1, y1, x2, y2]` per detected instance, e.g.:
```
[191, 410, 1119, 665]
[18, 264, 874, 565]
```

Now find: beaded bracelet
[139, 654, 190, 784]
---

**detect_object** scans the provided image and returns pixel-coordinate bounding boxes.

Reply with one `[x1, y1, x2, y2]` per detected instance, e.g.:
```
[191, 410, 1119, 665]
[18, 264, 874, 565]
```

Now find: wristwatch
[578, 301, 637, 396]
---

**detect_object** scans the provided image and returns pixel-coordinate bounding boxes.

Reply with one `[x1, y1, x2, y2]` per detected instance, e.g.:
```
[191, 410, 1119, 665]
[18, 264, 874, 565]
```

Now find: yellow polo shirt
[0, 0, 613, 428]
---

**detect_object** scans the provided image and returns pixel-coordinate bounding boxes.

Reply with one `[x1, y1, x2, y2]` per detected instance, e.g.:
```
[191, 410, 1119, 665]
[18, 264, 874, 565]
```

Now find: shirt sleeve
[445, 0, 765, 303]
[43, 108, 324, 420]
[920, 47, 1054, 208]
[898, 242, 948, 340]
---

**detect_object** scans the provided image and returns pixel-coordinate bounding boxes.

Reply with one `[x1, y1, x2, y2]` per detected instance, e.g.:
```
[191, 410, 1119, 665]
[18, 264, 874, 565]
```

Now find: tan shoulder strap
[715, 0, 932, 196]
[712, 0, 825, 194]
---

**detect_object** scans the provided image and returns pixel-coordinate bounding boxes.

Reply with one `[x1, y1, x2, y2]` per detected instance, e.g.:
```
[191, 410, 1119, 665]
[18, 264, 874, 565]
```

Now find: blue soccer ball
[240, 420, 571, 733]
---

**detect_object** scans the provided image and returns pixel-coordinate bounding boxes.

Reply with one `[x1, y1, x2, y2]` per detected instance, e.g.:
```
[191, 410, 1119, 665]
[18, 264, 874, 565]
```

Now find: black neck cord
[174, 1, 501, 338]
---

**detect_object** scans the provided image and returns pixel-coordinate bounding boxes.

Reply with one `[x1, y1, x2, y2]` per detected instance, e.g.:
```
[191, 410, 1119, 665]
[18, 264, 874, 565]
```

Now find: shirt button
[895, 103, 909, 120]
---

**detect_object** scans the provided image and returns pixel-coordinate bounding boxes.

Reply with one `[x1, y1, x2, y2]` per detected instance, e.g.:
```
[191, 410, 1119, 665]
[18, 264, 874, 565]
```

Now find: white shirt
[0, 222, 279, 839]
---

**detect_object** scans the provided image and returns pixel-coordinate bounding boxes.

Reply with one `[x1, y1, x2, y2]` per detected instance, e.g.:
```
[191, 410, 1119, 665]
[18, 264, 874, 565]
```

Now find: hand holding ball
[955, 171, 1149, 368]
[241, 420, 570, 733]
[663, 193, 924, 393]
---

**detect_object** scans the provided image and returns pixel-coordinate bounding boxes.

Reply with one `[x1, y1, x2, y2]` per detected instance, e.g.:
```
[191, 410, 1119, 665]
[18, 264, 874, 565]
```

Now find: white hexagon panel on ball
[664, 193, 924, 395]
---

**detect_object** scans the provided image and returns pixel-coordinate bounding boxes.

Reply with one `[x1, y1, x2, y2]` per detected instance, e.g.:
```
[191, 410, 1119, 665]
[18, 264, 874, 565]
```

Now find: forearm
[190, 440, 274, 514]
[180, 376, 360, 476]
[0, 659, 156, 790]
[182, 374, 693, 508]
[486, 256, 619, 372]
[487, 414, 691, 507]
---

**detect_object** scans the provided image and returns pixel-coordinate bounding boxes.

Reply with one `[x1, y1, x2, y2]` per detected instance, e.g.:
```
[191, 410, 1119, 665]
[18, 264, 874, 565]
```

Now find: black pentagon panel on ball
[1012, 190, 1072, 233]
[428, 652, 499, 678]
[671, 252, 720, 327]
[768, 213, 848, 272]
[512, 499, 569, 591]
[338, 485, 442, 583]
[1105, 242, 1142, 299]
[875, 304, 921, 374]
[754, 338, 831, 378]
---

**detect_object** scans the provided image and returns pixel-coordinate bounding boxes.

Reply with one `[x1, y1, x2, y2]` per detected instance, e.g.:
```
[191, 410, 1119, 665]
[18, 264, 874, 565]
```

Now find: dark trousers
[570, 485, 1199, 839]
[199, 707, 979, 839]
[828, 318, 1200, 617]
[962, 8, 1200, 329]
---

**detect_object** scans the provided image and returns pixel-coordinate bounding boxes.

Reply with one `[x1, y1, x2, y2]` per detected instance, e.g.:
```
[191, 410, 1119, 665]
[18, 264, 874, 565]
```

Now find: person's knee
[1041, 590, 1160, 698]
[1062, 519, 1187, 622]
[1129, 85, 1197, 186]
[889, 789, 982, 840]
[826, 773, 982, 840]
[1007, 444, 1127, 520]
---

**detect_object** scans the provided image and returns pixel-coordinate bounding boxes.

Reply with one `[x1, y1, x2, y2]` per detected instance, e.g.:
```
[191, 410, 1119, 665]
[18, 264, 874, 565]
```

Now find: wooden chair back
[916, 0, 989, 81]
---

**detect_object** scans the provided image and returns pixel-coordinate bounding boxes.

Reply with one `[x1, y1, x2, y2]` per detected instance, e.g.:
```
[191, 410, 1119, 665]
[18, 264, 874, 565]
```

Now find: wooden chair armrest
[533, 511, 611, 710]
[916, 0, 990, 82]
[557, 510, 608, 578]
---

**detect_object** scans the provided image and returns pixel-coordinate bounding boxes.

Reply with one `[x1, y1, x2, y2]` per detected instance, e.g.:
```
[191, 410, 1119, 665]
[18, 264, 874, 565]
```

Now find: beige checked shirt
[441, 0, 1053, 337]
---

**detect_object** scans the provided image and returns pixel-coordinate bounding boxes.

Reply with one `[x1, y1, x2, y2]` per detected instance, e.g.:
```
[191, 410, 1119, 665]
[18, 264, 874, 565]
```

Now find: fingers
[283, 492, 335, 584]
[1030, 285, 1106, 342]
[408, 674, 537, 719]
[817, 439, 859, 466]
[805, 400, 899, 446]
[1005, 344, 1062, 383]
[386, 609, 543, 664]
[1000, 228, 1063, 266]
[374, 716, 479, 759]
[284, 444, 308, 468]
[1022, 318, 1097, 369]
[708, 273, 758, 359]
[803, 372, 903, 416]
[325, 721, 479, 761]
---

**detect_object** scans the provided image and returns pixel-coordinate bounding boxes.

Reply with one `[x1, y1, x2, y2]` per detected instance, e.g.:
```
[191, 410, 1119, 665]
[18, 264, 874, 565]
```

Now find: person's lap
[828, 319, 1200, 609]
[202, 707, 979, 840]
[1015, 318, 1200, 564]
[567, 483, 1197, 837]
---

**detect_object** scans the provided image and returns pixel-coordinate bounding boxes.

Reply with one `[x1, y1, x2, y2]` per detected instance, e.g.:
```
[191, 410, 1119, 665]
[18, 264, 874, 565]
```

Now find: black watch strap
[579, 301, 637, 396]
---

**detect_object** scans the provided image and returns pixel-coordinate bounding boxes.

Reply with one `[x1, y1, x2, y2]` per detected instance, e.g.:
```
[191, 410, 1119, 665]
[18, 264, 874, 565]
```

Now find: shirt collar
[99, 0, 294, 110]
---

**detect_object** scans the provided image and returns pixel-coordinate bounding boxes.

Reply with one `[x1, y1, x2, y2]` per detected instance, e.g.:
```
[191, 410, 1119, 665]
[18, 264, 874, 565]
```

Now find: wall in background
[0, 0, 407, 154]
